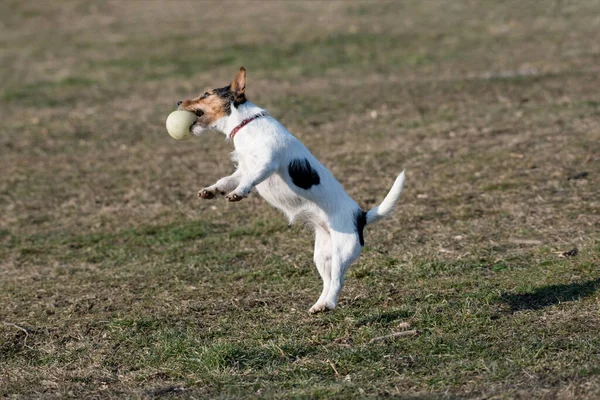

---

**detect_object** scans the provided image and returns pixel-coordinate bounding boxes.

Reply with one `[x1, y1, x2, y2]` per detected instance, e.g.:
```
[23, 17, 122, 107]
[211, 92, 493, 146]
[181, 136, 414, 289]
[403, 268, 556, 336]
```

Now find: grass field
[1, 1, 599, 398]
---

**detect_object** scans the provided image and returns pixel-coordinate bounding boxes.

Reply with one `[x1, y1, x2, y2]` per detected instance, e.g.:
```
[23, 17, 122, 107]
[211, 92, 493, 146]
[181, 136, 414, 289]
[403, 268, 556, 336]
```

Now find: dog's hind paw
[309, 301, 335, 314]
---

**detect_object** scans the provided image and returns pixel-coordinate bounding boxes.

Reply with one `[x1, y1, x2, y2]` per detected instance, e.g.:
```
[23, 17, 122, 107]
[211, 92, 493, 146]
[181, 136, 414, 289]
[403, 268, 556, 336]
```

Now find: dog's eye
[200, 92, 211, 99]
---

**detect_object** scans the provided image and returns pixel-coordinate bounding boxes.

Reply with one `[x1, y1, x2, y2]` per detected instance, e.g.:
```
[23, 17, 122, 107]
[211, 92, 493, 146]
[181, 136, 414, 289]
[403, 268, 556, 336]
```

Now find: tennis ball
[166, 110, 196, 141]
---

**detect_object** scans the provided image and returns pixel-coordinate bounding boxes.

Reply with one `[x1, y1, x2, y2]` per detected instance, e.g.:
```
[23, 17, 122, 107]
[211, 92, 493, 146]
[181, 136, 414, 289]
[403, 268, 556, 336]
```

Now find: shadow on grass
[501, 278, 600, 312]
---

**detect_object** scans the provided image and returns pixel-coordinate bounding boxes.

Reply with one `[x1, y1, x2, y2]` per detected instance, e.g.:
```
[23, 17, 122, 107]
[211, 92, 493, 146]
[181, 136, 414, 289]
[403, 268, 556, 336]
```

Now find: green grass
[1, 0, 600, 398]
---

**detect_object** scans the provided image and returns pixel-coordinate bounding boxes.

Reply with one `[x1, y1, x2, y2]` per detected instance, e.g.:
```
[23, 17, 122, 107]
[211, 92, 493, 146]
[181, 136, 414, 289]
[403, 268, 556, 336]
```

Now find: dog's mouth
[191, 109, 204, 131]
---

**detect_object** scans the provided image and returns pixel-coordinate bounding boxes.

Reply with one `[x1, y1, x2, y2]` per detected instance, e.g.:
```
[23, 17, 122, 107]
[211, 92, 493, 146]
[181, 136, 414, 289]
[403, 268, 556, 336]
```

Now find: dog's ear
[231, 67, 246, 103]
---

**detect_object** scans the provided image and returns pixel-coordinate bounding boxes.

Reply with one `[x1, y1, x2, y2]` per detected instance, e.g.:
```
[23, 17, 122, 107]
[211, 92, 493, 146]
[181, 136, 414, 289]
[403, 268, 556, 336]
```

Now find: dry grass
[1, 0, 599, 398]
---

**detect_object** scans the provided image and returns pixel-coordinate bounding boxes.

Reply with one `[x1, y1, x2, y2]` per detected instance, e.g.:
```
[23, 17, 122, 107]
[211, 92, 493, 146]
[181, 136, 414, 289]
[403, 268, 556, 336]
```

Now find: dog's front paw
[225, 191, 246, 202]
[198, 188, 217, 199]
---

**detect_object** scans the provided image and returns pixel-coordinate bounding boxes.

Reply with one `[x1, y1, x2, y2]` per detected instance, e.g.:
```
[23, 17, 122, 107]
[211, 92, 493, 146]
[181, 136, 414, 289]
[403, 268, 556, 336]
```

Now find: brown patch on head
[231, 67, 247, 106]
[178, 67, 248, 126]
[178, 89, 232, 127]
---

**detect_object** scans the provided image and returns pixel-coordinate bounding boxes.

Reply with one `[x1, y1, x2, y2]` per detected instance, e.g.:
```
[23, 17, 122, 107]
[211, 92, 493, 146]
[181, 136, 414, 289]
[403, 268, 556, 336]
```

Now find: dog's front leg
[225, 161, 278, 202]
[198, 169, 243, 199]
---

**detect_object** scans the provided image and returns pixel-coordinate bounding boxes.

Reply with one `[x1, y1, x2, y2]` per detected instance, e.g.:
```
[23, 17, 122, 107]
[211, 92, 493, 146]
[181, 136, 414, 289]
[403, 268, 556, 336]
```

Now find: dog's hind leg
[309, 226, 332, 313]
[310, 230, 362, 313]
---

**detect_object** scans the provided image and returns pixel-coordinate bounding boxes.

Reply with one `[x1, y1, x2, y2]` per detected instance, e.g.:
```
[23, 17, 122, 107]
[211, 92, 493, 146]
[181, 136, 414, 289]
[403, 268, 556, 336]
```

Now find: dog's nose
[177, 100, 183, 106]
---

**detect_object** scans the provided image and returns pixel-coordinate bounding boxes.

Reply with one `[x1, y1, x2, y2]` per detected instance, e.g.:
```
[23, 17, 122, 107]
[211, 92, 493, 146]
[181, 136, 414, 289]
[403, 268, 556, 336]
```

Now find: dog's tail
[365, 170, 405, 225]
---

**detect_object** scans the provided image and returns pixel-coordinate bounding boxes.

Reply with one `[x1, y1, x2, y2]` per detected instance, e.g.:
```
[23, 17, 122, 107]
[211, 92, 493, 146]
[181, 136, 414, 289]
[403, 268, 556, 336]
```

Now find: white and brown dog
[178, 67, 405, 313]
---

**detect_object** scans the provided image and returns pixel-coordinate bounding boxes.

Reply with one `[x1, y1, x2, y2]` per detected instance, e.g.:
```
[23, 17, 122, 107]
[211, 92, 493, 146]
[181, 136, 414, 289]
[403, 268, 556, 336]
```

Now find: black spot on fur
[288, 158, 320, 189]
[214, 84, 246, 110]
[214, 85, 233, 115]
[233, 93, 247, 108]
[355, 210, 367, 246]
[214, 85, 231, 98]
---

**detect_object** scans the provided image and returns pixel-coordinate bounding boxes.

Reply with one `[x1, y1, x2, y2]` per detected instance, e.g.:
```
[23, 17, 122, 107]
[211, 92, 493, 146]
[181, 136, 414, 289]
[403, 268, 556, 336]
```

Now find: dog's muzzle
[176, 101, 204, 118]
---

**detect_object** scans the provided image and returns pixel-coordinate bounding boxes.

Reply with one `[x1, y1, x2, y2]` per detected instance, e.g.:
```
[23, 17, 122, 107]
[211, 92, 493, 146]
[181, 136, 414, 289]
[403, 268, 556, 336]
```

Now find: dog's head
[177, 67, 247, 135]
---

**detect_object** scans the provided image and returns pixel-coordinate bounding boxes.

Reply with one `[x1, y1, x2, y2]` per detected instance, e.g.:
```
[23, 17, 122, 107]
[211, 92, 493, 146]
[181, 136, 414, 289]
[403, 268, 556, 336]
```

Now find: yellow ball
[166, 110, 196, 141]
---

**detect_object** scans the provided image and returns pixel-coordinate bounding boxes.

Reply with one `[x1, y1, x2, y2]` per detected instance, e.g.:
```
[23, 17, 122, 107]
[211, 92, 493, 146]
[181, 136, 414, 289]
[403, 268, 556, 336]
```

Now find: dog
[177, 67, 405, 313]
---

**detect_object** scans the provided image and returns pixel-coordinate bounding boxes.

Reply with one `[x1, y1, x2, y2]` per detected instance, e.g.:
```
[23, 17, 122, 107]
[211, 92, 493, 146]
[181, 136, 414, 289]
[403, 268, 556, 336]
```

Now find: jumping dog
[177, 67, 405, 313]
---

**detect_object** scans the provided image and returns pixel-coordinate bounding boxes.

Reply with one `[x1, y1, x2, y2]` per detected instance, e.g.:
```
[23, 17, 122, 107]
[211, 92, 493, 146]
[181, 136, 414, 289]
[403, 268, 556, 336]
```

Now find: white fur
[196, 101, 405, 313]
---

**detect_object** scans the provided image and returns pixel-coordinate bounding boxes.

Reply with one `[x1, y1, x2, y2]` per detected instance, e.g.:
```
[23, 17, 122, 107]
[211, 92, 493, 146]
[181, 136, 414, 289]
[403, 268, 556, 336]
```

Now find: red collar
[229, 111, 269, 140]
